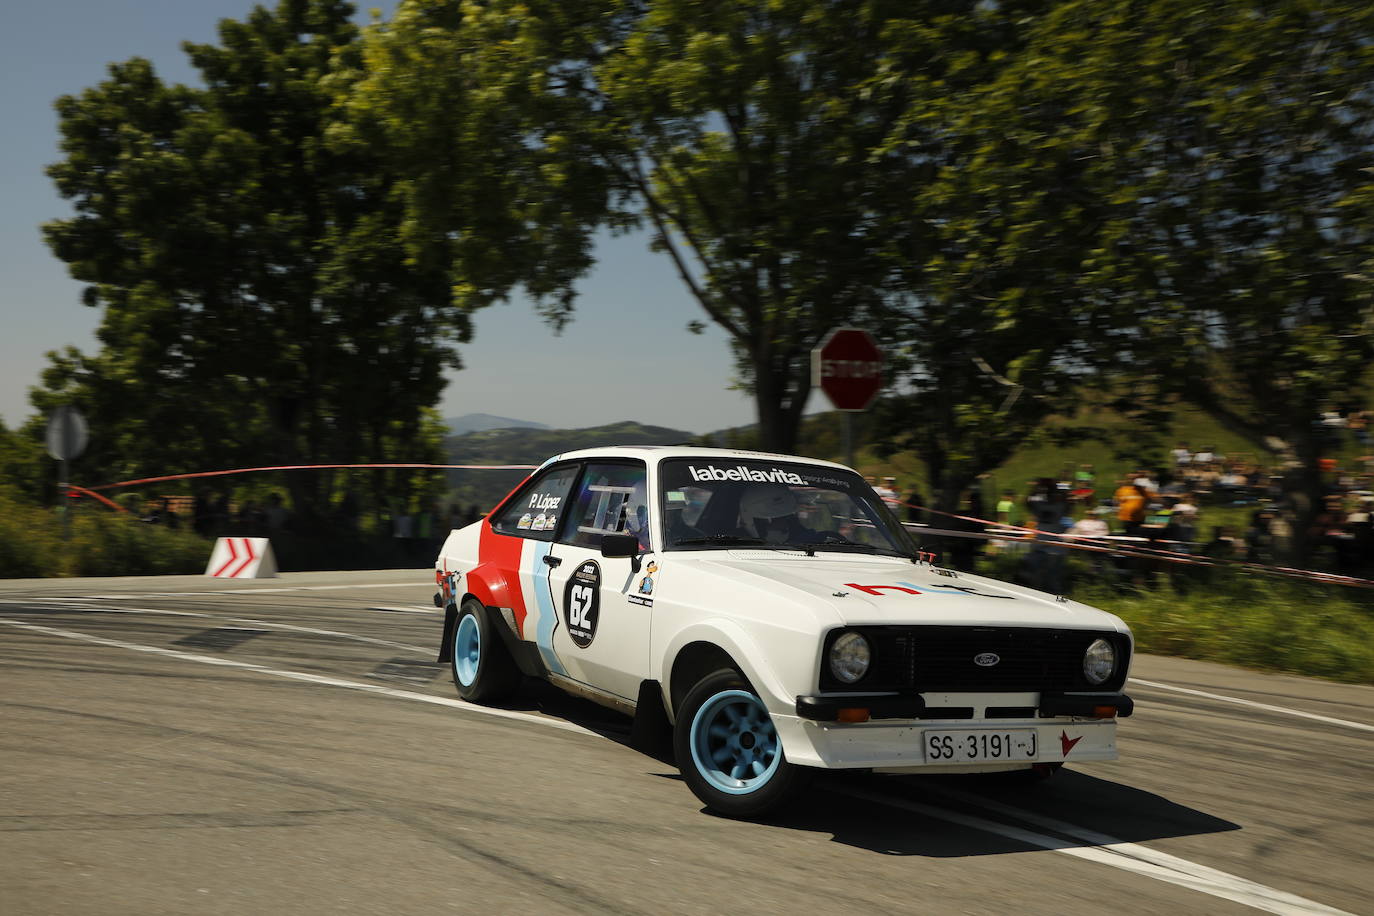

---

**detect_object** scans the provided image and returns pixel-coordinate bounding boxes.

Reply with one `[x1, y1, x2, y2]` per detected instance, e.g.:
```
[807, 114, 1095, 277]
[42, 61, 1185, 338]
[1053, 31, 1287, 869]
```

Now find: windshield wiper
[673, 535, 768, 547]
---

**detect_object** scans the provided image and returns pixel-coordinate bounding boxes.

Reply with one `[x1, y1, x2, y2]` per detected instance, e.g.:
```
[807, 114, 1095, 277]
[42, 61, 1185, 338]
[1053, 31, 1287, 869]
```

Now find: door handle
[543, 555, 562, 568]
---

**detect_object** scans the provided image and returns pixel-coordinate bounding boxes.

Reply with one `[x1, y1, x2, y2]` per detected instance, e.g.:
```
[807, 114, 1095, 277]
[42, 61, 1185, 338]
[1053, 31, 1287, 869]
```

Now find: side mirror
[600, 533, 643, 572]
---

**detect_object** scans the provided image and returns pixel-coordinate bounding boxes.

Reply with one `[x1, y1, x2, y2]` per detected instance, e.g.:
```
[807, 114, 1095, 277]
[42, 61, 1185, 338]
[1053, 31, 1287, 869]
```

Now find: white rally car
[434, 446, 1133, 816]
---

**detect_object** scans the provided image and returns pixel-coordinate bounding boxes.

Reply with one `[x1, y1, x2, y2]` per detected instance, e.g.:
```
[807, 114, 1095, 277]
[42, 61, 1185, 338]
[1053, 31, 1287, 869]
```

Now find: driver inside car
[625, 478, 653, 551]
[738, 483, 824, 545]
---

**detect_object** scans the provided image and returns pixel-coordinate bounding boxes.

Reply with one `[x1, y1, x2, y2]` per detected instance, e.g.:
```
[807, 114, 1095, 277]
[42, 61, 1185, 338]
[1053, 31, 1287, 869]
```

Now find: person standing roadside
[903, 485, 925, 525]
[1348, 409, 1370, 450]
[1114, 478, 1150, 538]
[1025, 478, 1069, 593]
[265, 493, 289, 531]
[872, 476, 898, 507]
[996, 490, 1017, 528]
[1071, 464, 1096, 503]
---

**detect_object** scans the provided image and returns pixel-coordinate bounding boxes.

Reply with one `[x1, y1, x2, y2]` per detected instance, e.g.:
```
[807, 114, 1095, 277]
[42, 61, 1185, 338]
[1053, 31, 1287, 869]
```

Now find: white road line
[2, 602, 433, 655]
[1, 617, 1353, 915]
[0, 618, 593, 737]
[369, 605, 441, 614]
[1131, 678, 1374, 734]
[837, 786, 1351, 916]
[922, 784, 1352, 914]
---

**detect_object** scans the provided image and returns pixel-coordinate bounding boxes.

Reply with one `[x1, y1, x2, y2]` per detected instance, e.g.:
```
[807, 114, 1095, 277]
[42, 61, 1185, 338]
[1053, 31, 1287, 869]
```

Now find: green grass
[833, 402, 1284, 508]
[1080, 574, 1374, 685]
[967, 551, 1374, 683]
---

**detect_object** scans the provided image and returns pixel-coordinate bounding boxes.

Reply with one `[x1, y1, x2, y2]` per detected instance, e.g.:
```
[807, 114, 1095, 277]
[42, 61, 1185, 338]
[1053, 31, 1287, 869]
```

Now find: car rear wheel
[674, 669, 810, 817]
[450, 598, 520, 702]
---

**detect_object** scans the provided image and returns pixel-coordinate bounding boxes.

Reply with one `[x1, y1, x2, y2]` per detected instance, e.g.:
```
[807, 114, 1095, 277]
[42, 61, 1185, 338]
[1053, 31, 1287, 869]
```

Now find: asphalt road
[1, 570, 1370, 915]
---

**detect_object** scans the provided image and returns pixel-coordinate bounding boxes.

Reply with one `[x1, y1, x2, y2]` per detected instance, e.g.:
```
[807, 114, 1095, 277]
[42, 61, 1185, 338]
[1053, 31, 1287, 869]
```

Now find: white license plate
[924, 729, 1038, 763]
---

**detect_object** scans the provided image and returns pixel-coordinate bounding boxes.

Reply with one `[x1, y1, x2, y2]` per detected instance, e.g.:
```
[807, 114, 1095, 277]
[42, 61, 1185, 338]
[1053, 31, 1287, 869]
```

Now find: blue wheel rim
[689, 689, 781, 795]
[454, 613, 480, 687]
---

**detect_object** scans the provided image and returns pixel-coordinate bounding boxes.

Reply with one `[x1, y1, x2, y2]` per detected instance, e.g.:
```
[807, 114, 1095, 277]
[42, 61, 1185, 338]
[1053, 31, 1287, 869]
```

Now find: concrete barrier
[205, 537, 278, 578]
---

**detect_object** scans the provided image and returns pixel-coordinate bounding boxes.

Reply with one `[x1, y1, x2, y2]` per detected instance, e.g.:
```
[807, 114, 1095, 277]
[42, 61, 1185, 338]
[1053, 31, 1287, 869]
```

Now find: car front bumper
[775, 696, 1122, 771]
[794, 691, 1133, 721]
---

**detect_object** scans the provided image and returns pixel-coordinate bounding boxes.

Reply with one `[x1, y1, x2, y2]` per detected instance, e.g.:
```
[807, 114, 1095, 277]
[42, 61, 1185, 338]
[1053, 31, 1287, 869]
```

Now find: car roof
[541, 445, 855, 473]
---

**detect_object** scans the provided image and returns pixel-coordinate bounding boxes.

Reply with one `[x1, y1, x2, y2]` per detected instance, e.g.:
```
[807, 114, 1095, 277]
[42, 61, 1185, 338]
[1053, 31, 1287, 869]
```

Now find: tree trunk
[751, 356, 799, 453]
[1286, 427, 1326, 568]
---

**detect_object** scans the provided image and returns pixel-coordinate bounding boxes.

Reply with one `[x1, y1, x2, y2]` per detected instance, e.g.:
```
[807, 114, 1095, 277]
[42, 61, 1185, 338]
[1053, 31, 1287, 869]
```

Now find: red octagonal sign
[811, 327, 885, 412]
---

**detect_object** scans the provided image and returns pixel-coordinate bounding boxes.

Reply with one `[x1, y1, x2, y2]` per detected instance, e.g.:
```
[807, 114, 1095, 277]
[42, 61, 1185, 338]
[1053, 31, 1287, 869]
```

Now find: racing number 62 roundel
[563, 559, 601, 648]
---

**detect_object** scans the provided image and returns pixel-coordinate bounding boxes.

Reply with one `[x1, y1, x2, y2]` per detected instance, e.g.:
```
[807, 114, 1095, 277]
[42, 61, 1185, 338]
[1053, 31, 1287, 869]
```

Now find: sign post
[810, 328, 885, 469]
[45, 405, 89, 540]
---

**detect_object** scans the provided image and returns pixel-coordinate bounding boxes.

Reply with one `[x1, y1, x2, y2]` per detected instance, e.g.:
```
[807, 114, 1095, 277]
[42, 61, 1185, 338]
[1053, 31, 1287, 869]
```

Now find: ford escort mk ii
[434, 446, 1134, 816]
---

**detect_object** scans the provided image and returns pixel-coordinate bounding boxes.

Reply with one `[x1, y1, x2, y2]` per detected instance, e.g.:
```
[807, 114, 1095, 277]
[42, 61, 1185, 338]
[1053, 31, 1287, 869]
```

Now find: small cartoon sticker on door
[638, 560, 658, 596]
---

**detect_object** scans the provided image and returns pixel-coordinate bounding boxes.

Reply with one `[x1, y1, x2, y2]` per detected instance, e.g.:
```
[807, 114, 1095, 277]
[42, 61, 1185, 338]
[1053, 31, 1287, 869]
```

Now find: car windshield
[659, 458, 917, 557]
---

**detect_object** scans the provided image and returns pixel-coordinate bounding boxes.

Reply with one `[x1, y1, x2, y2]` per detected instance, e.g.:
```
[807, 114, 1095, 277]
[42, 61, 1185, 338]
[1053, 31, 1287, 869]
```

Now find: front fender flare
[659, 619, 791, 720]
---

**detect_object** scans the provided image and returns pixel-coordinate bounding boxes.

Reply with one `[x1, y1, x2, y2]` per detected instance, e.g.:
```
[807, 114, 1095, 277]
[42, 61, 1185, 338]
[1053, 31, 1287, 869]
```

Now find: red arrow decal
[1060, 730, 1083, 757]
[229, 538, 258, 577]
[212, 538, 241, 577]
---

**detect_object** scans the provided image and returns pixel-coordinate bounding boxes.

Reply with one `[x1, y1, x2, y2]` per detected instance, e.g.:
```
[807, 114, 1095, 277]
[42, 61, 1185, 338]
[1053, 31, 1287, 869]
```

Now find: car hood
[688, 551, 1125, 631]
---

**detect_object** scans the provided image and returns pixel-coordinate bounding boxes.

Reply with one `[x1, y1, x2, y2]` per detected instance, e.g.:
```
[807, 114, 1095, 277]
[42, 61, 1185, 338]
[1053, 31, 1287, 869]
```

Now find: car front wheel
[673, 668, 810, 817]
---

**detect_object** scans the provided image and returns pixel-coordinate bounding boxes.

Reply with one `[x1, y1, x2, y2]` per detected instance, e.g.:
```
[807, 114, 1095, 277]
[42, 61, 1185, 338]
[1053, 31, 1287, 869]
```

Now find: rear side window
[491, 464, 580, 540]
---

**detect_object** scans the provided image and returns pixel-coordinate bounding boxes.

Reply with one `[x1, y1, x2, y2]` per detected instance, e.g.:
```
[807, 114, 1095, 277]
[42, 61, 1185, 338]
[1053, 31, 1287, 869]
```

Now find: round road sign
[45, 405, 89, 461]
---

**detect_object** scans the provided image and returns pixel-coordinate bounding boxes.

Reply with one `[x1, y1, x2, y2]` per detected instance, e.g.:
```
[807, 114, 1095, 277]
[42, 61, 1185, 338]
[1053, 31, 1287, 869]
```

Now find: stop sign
[811, 328, 884, 411]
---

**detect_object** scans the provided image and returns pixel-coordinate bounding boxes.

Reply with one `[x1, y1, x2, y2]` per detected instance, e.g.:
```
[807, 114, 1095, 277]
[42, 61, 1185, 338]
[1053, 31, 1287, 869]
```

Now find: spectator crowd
[892, 427, 1374, 590]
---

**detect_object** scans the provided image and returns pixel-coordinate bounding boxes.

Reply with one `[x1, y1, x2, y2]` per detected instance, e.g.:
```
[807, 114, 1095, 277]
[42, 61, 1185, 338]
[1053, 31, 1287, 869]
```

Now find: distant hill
[442, 420, 697, 511]
[444, 413, 549, 436]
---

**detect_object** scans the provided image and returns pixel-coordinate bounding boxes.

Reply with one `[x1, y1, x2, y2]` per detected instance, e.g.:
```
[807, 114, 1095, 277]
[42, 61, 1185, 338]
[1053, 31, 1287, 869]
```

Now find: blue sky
[0, 1, 761, 435]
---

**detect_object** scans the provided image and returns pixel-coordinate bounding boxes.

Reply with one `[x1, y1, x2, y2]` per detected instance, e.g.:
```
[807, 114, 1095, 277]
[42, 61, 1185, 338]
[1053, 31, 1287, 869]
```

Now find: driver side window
[561, 462, 649, 551]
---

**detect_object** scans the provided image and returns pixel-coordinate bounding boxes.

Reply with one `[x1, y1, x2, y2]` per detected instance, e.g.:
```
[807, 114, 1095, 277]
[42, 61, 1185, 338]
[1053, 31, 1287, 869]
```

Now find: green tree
[41, 0, 458, 520]
[878, 0, 1374, 549]
[0, 417, 48, 504]
[955, 0, 1374, 558]
[357, 0, 1021, 452]
[865, 1, 1108, 512]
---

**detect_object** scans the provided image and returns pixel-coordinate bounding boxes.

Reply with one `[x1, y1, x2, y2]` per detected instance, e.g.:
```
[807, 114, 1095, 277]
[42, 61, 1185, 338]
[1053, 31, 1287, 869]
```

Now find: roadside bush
[0, 492, 429, 578]
[0, 494, 208, 577]
[0, 494, 53, 577]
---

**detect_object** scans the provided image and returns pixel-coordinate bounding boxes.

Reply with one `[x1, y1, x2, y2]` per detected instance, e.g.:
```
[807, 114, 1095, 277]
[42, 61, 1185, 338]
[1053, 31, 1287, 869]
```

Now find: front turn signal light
[1091, 705, 1117, 719]
[836, 707, 871, 723]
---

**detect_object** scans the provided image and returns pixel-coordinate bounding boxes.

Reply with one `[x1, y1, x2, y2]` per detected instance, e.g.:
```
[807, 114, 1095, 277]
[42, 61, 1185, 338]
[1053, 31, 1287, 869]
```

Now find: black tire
[449, 598, 520, 702]
[673, 668, 811, 817]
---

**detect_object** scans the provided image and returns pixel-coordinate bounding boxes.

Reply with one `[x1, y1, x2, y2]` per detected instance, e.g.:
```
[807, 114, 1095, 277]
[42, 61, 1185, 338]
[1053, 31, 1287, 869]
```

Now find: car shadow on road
[482, 678, 639, 735]
[726, 769, 1241, 858]
[483, 680, 1240, 858]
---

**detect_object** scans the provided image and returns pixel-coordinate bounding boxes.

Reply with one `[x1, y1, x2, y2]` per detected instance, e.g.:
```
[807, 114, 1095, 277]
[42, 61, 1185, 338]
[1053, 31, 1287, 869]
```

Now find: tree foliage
[356, 0, 980, 451]
[922, 0, 1374, 550]
[41, 0, 458, 517]
[867, 2, 1102, 509]
[33, 0, 1374, 568]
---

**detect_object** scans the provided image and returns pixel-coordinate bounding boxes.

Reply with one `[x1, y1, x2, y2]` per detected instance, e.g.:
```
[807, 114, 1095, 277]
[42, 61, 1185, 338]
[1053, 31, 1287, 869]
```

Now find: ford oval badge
[974, 652, 1000, 667]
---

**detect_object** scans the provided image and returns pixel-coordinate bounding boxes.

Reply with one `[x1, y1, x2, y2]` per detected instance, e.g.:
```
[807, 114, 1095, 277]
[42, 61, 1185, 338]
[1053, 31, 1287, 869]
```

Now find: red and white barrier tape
[64, 484, 128, 513]
[82, 462, 537, 491]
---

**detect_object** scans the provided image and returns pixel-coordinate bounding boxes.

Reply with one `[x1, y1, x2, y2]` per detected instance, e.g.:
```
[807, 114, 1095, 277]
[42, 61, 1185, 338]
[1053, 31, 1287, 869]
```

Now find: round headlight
[829, 632, 872, 684]
[1083, 638, 1116, 685]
